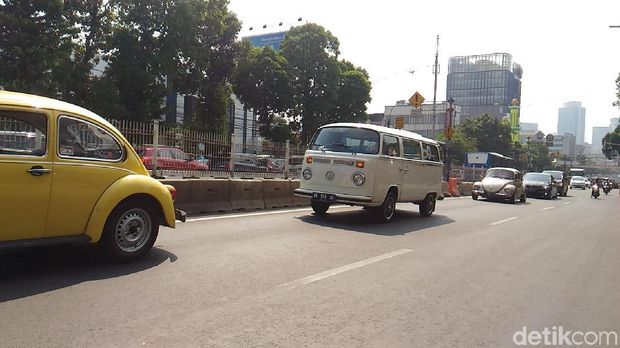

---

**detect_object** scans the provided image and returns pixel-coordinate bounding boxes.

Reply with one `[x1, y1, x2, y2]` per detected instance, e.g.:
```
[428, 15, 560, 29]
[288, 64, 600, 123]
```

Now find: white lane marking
[490, 216, 519, 226]
[278, 249, 413, 290]
[542, 207, 555, 211]
[564, 202, 572, 205]
[185, 206, 351, 222]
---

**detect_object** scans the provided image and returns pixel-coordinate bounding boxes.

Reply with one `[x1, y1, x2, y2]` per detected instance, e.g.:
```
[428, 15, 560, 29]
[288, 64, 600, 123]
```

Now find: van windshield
[310, 127, 380, 155]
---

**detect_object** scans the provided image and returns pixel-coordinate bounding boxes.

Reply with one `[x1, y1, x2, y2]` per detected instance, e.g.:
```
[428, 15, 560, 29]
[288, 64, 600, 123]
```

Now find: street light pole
[432, 35, 439, 139]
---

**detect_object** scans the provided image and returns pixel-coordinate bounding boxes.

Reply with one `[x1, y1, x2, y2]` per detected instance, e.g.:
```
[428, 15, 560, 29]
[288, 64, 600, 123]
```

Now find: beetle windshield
[486, 168, 515, 180]
[310, 127, 380, 155]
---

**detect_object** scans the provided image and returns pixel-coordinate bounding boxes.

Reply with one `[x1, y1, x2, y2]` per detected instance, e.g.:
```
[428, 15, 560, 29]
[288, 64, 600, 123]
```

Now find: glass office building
[446, 53, 523, 121]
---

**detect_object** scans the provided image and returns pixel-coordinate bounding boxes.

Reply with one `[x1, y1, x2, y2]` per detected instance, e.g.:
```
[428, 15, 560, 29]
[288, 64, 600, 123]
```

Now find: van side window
[422, 143, 440, 162]
[382, 135, 400, 157]
[403, 139, 421, 160]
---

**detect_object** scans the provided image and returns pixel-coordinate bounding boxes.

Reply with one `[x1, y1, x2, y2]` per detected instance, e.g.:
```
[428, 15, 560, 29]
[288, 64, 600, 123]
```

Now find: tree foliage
[281, 24, 371, 144]
[233, 44, 293, 139]
[437, 129, 477, 165]
[602, 124, 620, 159]
[459, 114, 514, 156]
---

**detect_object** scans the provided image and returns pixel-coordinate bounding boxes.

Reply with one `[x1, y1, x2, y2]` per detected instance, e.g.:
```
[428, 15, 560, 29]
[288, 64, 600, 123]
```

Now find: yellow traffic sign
[409, 92, 425, 108]
[395, 116, 405, 129]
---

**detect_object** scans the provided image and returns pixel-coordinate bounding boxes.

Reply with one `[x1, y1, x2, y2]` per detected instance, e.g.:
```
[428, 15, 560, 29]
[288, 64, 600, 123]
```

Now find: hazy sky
[229, 0, 620, 143]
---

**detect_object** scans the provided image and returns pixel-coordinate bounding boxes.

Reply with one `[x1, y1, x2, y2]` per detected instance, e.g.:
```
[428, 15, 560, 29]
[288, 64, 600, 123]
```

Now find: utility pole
[432, 35, 440, 139]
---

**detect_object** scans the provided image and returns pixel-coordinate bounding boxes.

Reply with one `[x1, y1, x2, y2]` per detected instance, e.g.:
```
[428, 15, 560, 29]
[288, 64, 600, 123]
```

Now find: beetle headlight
[302, 168, 312, 180]
[352, 173, 366, 186]
[503, 186, 514, 193]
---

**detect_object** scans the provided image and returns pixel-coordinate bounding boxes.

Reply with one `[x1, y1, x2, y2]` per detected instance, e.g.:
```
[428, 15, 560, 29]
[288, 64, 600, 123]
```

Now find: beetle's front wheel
[100, 201, 159, 262]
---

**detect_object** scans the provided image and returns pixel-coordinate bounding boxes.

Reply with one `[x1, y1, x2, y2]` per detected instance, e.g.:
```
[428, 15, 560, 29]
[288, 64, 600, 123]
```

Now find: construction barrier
[290, 180, 310, 206]
[448, 178, 460, 197]
[229, 179, 266, 211]
[190, 178, 231, 213]
[263, 179, 293, 208]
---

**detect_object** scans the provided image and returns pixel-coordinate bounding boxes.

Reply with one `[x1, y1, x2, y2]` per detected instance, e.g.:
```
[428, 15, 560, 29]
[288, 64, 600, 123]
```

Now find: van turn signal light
[355, 160, 364, 168]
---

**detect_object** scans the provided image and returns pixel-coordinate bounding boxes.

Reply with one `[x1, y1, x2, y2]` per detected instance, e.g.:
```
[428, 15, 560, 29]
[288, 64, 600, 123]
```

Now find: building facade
[557, 101, 586, 146]
[591, 126, 610, 154]
[446, 53, 523, 121]
[548, 133, 577, 158]
[383, 101, 461, 139]
[519, 122, 539, 144]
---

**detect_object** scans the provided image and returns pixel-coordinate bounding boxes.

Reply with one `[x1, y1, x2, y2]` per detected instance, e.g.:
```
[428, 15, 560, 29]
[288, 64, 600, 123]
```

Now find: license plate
[312, 192, 336, 202]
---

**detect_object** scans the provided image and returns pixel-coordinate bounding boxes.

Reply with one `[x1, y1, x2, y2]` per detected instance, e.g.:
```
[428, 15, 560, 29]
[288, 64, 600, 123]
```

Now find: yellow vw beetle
[0, 91, 181, 261]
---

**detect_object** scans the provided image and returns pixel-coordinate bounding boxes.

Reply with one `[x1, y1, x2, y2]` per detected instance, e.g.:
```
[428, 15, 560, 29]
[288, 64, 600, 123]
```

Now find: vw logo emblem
[325, 171, 335, 181]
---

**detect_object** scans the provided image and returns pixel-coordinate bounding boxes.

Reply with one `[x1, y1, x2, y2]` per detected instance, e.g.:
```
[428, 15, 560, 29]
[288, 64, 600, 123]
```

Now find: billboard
[243, 31, 287, 51]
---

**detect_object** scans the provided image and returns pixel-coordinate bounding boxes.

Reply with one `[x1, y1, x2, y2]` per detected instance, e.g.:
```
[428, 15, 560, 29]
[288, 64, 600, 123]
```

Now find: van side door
[402, 139, 424, 201]
[378, 134, 403, 200]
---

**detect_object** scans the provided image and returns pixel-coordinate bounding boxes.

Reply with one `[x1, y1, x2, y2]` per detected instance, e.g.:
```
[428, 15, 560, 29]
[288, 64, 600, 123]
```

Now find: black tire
[520, 193, 527, 203]
[546, 190, 552, 200]
[419, 194, 436, 217]
[311, 200, 330, 214]
[509, 193, 517, 204]
[472, 193, 478, 200]
[374, 190, 397, 223]
[100, 200, 159, 262]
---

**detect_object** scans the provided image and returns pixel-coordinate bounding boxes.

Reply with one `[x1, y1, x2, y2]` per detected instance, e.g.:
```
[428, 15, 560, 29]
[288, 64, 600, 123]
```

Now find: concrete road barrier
[190, 178, 232, 214]
[459, 182, 474, 196]
[230, 179, 266, 210]
[290, 180, 310, 206]
[263, 179, 293, 208]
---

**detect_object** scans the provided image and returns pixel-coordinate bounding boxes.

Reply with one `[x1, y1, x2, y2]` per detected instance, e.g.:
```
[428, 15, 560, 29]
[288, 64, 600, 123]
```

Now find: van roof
[0, 90, 116, 130]
[318, 122, 439, 145]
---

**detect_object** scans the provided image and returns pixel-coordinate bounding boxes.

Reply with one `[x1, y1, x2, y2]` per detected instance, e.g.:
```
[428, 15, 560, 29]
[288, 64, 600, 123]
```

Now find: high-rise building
[446, 53, 523, 121]
[557, 101, 586, 146]
[592, 126, 611, 154]
[549, 133, 577, 158]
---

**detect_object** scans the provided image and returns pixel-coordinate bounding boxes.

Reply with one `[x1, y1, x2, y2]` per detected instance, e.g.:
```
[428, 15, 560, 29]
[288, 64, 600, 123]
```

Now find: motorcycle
[591, 184, 600, 199]
[602, 182, 611, 195]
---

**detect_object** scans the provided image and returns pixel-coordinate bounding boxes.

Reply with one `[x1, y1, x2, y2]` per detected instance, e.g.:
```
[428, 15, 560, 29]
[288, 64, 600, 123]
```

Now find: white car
[570, 176, 587, 189]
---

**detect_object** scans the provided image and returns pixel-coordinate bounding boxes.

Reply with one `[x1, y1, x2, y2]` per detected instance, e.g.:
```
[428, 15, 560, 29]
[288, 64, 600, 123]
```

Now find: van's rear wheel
[374, 190, 397, 223]
[311, 201, 330, 214]
[419, 194, 436, 217]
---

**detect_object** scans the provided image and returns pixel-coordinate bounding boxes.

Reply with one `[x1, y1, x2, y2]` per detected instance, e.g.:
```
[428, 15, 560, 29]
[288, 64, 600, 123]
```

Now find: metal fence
[108, 119, 306, 179]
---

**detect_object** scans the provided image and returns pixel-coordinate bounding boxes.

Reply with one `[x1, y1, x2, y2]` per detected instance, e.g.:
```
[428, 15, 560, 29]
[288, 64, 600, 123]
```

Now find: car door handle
[27, 166, 52, 176]
[400, 168, 410, 173]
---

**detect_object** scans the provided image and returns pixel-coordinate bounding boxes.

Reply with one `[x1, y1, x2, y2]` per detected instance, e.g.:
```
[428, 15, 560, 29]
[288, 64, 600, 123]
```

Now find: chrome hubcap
[115, 208, 151, 253]
[384, 197, 395, 219]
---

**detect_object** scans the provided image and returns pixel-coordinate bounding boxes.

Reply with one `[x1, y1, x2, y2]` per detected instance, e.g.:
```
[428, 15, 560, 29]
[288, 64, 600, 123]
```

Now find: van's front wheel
[311, 200, 330, 214]
[374, 190, 397, 223]
[419, 194, 436, 217]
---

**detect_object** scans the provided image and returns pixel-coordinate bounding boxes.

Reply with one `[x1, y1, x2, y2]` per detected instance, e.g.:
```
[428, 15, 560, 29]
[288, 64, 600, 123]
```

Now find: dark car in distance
[524, 172, 558, 199]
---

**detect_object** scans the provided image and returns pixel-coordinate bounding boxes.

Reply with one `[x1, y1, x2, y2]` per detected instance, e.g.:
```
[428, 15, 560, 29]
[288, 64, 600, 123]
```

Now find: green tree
[172, 0, 240, 133]
[233, 44, 293, 139]
[527, 141, 551, 172]
[328, 60, 372, 124]
[281, 23, 341, 144]
[602, 124, 620, 159]
[437, 129, 477, 165]
[459, 114, 513, 156]
[0, 0, 73, 95]
[269, 116, 293, 143]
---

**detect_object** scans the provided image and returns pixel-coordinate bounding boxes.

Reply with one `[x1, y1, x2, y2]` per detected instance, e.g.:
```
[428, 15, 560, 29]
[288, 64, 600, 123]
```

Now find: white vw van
[294, 123, 444, 222]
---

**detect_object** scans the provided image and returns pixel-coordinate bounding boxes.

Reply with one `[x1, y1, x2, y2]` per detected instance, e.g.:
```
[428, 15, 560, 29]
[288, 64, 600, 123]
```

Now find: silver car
[472, 167, 526, 204]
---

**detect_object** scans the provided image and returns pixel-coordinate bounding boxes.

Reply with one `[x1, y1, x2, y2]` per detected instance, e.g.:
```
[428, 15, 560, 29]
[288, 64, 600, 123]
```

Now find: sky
[229, 0, 620, 143]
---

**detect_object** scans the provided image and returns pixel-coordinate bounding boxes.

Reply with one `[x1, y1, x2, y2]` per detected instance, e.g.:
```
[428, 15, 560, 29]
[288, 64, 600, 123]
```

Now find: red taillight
[167, 186, 177, 202]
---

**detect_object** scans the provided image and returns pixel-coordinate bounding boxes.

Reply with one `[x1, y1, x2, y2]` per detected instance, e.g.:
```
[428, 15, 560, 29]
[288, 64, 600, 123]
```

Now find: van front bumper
[294, 188, 374, 205]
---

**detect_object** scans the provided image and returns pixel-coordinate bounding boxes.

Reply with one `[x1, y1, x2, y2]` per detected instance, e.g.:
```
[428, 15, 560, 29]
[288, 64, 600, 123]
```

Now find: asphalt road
[1, 188, 619, 347]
